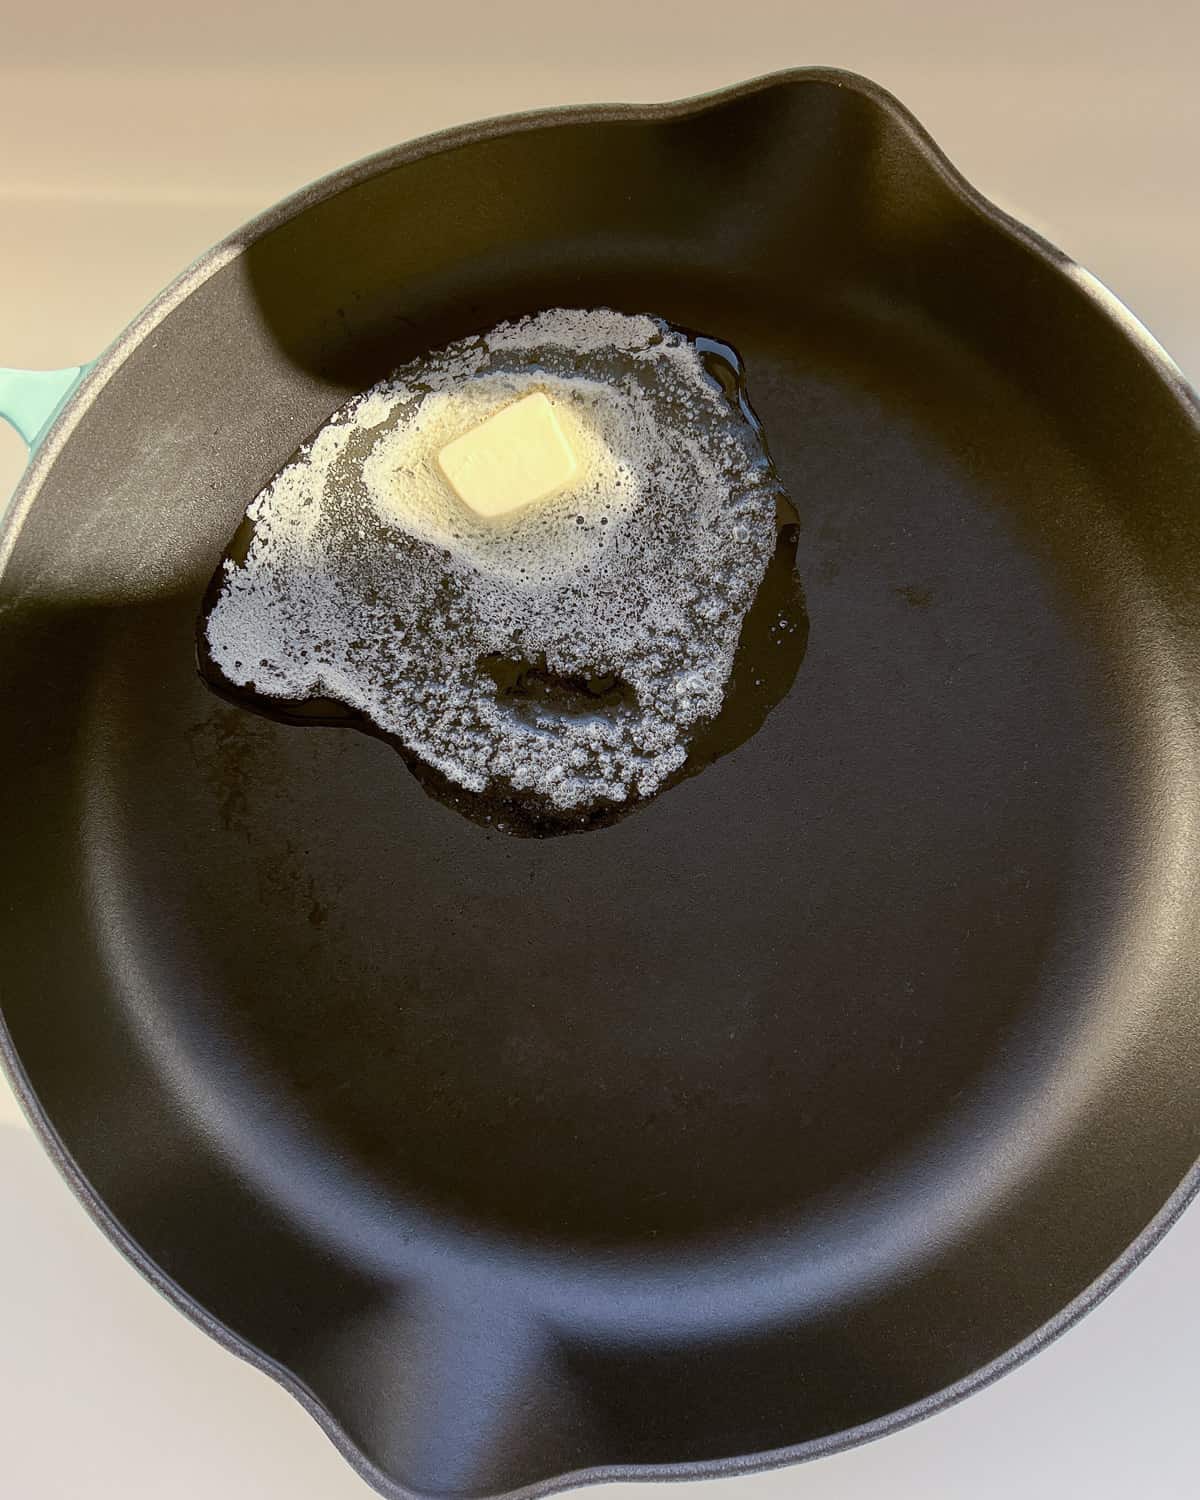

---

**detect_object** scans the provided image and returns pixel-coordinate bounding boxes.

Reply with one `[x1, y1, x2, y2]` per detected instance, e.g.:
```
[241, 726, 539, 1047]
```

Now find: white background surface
[1, 3, 1198, 1496]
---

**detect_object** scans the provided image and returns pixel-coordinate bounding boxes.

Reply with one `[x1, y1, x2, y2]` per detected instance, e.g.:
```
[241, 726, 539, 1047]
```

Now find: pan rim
[3, 1019, 1197, 1500]
[2, 64, 1199, 1500]
[7, 63, 1199, 568]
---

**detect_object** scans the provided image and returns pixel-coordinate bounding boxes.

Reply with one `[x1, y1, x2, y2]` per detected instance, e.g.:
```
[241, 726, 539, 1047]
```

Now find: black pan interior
[2, 73, 1199, 1500]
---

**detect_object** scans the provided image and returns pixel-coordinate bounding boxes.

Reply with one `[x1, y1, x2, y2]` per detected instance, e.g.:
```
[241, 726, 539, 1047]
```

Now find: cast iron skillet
[2, 67, 1199, 1500]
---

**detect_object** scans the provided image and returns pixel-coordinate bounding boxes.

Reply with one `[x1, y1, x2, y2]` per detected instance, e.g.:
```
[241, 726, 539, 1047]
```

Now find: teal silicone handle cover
[0, 364, 91, 451]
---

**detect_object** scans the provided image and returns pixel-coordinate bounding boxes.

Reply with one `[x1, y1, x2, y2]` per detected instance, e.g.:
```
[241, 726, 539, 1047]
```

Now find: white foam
[205, 309, 779, 813]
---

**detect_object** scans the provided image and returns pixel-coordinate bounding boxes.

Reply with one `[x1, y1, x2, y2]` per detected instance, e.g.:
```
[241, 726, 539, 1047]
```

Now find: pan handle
[0, 364, 92, 452]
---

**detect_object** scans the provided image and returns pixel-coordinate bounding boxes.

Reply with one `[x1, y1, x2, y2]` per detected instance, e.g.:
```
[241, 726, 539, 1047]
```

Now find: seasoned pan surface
[1, 69, 1199, 1500]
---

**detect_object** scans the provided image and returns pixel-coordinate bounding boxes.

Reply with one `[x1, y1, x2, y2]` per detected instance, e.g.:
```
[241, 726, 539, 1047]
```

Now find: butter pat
[437, 391, 578, 519]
